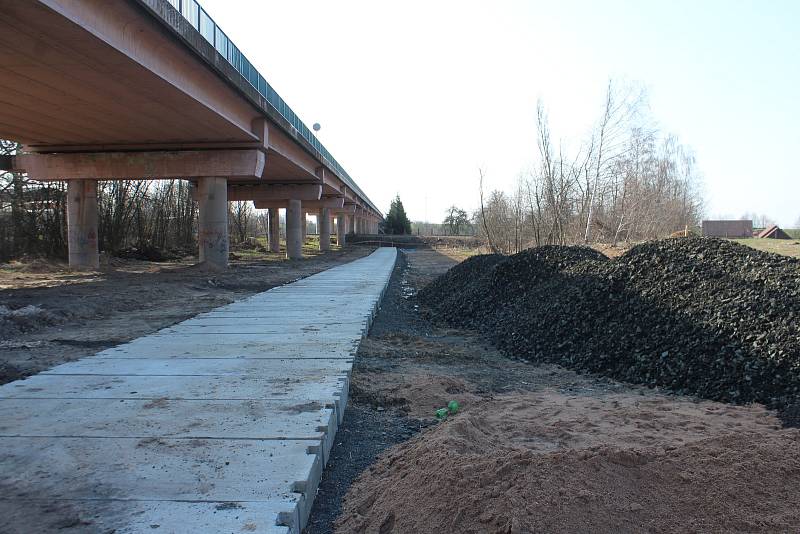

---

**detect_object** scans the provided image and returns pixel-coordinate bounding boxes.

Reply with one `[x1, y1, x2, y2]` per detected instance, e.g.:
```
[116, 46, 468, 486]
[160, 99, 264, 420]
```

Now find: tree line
[475, 81, 705, 254]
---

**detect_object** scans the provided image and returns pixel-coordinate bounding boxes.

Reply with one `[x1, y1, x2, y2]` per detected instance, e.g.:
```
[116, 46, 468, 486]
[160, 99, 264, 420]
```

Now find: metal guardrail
[165, 0, 378, 214]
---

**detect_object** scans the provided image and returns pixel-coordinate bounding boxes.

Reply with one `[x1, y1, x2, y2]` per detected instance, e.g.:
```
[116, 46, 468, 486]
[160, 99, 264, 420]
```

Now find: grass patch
[730, 238, 800, 259]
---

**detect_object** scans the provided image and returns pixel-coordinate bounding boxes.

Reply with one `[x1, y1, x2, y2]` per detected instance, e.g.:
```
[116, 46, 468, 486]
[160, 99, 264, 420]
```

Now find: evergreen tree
[383, 195, 412, 235]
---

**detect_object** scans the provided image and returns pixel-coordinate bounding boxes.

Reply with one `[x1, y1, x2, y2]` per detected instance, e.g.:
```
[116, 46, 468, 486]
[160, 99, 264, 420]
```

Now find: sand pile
[418, 238, 800, 420]
[336, 391, 800, 533]
[351, 371, 481, 418]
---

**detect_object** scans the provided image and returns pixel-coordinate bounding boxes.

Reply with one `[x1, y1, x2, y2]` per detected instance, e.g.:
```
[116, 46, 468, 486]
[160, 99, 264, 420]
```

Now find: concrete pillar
[301, 211, 307, 243]
[348, 214, 355, 235]
[197, 177, 229, 269]
[337, 214, 346, 246]
[286, 199, 303, 260]
[319, 208, 331, 251]
[268, 208, 280, 253]
[66, 179, 99, 270]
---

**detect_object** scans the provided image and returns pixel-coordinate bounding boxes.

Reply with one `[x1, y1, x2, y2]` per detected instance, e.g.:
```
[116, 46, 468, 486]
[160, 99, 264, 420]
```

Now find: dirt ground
[3, 244, 798, 533]
[306, 247, 800, 534]
[0, 245, 374, 383]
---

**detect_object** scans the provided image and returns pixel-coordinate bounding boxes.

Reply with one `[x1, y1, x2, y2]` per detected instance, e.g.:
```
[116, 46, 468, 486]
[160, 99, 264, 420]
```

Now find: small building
[701, 219, 753, 238]
[757, 224, 792, 239]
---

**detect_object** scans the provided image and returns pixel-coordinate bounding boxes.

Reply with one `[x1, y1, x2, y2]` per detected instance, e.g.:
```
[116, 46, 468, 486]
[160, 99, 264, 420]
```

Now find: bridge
[0, 0, 383, 268]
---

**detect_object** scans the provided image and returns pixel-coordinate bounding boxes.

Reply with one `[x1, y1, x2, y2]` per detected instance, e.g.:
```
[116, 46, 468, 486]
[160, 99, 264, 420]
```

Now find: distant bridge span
[0, 0, 382, 267]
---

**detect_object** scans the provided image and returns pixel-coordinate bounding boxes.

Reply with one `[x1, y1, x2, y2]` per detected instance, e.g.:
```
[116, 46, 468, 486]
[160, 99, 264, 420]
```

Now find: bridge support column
[286, 200, 303, 260]
[197, 177, 229, 269]
[337, 214, 346, 246]
[301, 211, 307, 243]
[319, 208, 331, 251]
[66, 180, 99, 270]
[268, 208, 280, 253]
[348, 214, 355, 235]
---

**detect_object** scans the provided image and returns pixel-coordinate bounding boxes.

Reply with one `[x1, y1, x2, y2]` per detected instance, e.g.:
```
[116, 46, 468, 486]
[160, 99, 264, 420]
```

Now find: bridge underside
[0, 0, 381, 268]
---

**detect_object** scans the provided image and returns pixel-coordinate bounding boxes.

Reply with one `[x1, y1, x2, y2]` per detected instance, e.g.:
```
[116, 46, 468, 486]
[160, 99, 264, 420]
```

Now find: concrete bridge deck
[0, 0, 383, 268]
[0, 247, 397, 533]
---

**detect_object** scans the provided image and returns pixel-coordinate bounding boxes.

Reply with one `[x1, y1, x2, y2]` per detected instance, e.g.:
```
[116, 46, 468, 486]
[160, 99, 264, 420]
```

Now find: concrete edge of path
[273, 246, 398, 532]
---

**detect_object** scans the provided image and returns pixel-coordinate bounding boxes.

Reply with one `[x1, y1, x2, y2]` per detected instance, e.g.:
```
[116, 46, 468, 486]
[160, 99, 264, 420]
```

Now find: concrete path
[0, 247, 397, 534]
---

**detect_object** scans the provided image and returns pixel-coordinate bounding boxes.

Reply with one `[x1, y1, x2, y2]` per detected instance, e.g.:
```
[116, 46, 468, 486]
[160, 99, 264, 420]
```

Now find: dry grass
[731, 238, 800, 259]
[430, 245, 480, 262]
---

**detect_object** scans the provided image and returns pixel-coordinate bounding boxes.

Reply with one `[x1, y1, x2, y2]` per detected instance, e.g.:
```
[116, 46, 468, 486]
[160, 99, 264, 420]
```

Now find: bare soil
[304, 247, 800, 534]
[0, 246, 374, 383]
[4, 244, 797, 533]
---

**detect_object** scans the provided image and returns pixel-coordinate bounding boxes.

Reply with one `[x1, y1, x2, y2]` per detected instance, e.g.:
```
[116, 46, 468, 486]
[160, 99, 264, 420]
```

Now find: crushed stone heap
[419, 238, 800, 422]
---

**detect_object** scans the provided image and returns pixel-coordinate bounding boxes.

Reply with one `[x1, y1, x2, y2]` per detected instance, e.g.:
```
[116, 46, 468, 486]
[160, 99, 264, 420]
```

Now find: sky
[200, 0, 800, 226]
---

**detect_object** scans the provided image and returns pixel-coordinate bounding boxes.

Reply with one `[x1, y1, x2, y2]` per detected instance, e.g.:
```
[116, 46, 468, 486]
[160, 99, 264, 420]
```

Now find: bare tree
[443, 205, 470, 236]
[1, 140, 68, 261]
[229, 201, 253, 244]
[584, 80, 644, 243]
[478, 168, 498, 253]
[475, 82, 705, 254]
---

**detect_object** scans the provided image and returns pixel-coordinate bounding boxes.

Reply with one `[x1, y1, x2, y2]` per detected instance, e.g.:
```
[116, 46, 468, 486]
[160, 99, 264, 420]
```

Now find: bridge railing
[165, 0, 377, 213]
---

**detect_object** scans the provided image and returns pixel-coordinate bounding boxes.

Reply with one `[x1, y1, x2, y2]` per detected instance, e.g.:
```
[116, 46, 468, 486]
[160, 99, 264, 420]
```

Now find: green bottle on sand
[447, 400, 459, 414]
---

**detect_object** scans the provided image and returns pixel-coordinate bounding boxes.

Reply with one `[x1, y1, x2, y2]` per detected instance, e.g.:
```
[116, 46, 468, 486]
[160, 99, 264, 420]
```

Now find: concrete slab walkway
[0, 247, 397, 533]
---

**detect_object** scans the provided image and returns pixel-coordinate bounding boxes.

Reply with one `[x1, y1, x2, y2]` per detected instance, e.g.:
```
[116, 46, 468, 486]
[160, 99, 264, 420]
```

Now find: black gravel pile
[419, 246, 607, 329]
[418, 253, 506, 322]
[419, 238, 800, 421]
